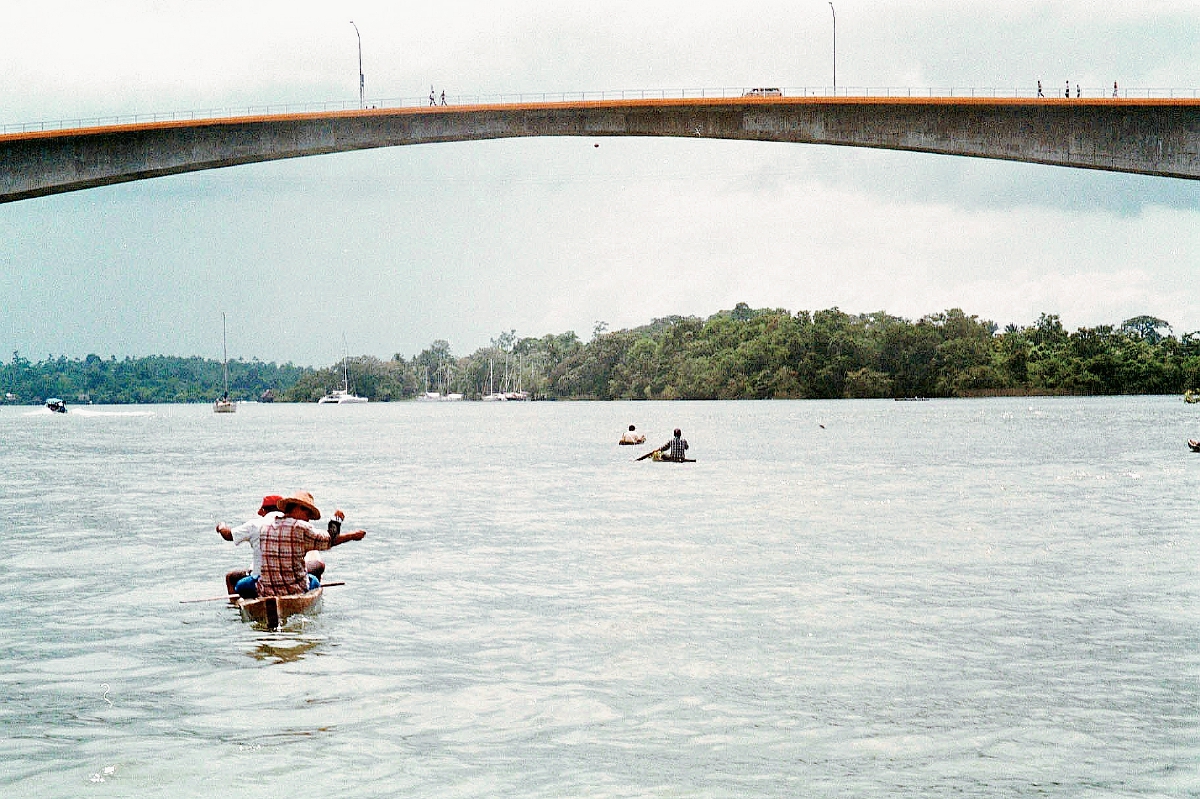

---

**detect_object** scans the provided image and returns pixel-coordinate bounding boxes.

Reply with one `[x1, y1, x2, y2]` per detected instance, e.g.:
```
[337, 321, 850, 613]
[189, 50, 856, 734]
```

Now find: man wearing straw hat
[257, 490, 366, 598]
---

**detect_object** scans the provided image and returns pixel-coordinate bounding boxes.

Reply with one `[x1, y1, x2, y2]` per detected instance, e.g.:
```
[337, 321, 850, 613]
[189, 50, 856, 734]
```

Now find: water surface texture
[3, 397, 1196, 797]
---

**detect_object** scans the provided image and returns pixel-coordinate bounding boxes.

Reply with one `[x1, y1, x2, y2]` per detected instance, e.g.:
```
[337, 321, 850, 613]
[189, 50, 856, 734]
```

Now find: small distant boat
[480, 359, 525, 401]
[214, 312, 236, 414]
[1188, 439, 1200, 452]
[619, 428, 646, 445]
[45, 398, 67, 414]
[1186, 390, 1200, 404]
[319, 341, 368, 404]
[236, 586, 323, 628]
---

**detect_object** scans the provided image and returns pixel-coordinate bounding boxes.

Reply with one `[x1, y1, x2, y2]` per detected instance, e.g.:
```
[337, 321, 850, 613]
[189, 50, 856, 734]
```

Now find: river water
[2, 397, 1197, 797]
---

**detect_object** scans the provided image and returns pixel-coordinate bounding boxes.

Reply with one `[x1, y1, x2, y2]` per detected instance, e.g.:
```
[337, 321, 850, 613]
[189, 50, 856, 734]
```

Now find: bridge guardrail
[4, 86, 1198, 135]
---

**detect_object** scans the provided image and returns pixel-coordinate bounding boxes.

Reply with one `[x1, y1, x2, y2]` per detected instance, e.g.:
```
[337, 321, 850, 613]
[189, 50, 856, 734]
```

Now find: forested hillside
[5, 306, 1198, 403]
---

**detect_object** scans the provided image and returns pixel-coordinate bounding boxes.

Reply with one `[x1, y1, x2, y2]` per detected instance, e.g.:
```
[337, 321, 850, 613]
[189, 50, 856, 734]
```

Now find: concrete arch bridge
[1, 96, 1197, 203]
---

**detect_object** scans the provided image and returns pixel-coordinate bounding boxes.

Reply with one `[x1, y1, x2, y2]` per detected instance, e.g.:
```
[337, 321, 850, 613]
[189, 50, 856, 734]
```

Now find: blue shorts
[234, 574, 259, 599]
[238, 573, 319, 596]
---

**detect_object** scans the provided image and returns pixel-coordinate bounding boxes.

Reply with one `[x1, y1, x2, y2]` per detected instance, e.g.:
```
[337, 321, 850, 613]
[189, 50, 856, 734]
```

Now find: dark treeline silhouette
[0, 353, 309, 405]
[5, 306, 1200, 404]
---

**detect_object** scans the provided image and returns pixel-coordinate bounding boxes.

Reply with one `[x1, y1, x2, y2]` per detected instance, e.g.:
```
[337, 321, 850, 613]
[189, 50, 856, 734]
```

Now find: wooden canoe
[1189, 439, 1200, 452]
[651, 451, 695, 463]
[237, 586, 323, 628]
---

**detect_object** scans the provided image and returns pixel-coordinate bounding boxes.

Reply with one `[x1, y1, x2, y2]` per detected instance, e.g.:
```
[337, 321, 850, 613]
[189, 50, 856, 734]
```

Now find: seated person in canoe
[619, 424, 646, 445]
[217, 494, 282, 598]
[258, 490, 366, 598]
[657, 428, 691, 462]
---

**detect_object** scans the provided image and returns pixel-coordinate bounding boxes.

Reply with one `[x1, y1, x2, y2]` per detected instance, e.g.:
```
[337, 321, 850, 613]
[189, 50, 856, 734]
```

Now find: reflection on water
[248, 636, 323, 664]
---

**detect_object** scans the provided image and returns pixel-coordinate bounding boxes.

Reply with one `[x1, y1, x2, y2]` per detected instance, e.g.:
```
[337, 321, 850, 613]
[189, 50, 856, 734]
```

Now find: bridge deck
[2, 96, 1197, 202]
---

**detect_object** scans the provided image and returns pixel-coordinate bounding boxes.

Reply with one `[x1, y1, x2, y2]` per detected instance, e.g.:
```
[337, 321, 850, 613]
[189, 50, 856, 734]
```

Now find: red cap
[260, 494, 284, 511]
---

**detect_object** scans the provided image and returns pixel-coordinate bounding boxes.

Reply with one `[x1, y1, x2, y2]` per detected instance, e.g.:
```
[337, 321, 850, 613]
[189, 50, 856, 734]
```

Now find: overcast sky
[2, 1, 1198, 366]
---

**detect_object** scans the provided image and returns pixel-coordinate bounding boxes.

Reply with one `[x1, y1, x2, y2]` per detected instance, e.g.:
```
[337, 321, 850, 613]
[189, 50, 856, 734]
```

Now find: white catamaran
[213, 312, 236, 413]
[318, 341, 368, 404]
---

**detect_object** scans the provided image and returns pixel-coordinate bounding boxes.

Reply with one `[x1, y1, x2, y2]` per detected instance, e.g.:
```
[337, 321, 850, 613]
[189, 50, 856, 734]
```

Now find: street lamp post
[828, 2, 836, 94]
[350, 21, 364, 109]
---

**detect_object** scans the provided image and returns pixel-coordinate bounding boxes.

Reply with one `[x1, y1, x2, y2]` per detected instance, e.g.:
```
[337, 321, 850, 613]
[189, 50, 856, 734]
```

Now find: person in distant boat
[257, 490, 366, 598]
[217, 494, 283, 598]
[620, 424, 646, 445]
[657, 428, 690, 461]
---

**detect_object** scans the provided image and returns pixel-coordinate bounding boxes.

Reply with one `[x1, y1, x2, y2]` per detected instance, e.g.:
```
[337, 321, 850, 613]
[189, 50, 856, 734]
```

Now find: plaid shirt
[666, 436, 689, 460]
[257, 517, 331, 597]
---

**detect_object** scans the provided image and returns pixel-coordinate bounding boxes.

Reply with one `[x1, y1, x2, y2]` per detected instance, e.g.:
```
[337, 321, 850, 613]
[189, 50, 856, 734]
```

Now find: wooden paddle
[180, 581, 345, 603]
[636, 448, 660, 461]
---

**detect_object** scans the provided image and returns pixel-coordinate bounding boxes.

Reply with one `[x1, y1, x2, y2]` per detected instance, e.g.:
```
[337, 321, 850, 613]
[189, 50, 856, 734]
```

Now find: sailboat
[213, 312, 236, 413]
[481, 358, 507, 401]
[318, 339, 369, 404]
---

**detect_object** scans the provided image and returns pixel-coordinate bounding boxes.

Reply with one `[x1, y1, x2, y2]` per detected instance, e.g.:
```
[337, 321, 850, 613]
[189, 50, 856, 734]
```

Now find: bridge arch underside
[1, 99, 1197, 203]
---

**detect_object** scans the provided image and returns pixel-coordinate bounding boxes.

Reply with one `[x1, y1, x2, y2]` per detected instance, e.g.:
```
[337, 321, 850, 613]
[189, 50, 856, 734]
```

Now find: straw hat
[277, 490, 321, 520]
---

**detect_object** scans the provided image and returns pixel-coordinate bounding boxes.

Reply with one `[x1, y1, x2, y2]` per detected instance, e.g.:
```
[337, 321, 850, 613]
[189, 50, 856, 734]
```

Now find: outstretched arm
[325, 510, 363, 547]
[331, 529, 366, 546]
[216, 523, 233, 541]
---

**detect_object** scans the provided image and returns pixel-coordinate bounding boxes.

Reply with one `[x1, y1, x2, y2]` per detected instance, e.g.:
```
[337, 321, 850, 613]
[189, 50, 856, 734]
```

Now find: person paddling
[657, 428, 690, 462]
[216, 494, 283, 598]
[257, 491, 366, 598]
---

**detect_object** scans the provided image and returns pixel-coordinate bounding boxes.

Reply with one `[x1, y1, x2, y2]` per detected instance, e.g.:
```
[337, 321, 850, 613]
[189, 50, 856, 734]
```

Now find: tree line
[5, 306, 1200, 404]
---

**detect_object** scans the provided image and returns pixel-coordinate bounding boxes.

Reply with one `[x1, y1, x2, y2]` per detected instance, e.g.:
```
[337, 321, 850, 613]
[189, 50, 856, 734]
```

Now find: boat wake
[63, 409, 157, 418]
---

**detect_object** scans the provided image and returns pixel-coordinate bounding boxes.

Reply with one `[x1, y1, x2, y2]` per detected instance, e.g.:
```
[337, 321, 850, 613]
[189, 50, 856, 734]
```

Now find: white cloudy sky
[2, 0, 1198, 366]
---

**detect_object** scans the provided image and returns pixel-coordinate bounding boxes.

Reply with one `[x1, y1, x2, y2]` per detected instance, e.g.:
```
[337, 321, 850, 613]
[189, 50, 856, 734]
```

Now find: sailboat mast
[221, 311, 229, 395]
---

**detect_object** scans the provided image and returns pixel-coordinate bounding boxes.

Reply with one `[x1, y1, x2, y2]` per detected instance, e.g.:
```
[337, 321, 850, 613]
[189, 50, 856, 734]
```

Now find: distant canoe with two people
[210, 490, 366, 629]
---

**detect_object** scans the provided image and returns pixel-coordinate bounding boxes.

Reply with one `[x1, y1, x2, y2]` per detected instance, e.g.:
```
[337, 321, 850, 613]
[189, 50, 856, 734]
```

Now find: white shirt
[229, 511, 280, 577]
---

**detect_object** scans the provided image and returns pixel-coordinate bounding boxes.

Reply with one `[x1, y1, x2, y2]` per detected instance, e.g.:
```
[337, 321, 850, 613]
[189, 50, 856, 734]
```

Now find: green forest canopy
[4, 306, 1200, 404]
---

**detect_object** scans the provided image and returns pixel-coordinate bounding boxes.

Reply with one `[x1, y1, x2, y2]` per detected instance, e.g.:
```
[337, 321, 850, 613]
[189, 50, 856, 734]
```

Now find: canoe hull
[651, 451, 695, 463]
[237, 587, 323, 628]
